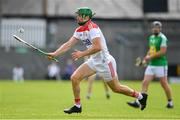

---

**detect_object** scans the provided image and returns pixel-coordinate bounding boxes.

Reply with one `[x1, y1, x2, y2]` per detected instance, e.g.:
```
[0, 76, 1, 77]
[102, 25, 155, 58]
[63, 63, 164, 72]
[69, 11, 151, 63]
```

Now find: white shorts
[85, 55, 117, 82]
[145, 65, 168, 78]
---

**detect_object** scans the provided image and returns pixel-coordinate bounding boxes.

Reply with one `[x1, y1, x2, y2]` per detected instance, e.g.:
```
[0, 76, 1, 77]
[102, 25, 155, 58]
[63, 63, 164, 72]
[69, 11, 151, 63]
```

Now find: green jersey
[148, 33, 168, 66]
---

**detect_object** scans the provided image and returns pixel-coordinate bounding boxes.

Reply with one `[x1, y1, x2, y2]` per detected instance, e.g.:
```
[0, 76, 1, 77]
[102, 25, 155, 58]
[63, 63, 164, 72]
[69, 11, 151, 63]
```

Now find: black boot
[127, 101, 140, 108]
[138, 93, 148, 110]
[106, 94, 110, 99]
[166, 103, 173, 109]
[64, 105, 82, 114]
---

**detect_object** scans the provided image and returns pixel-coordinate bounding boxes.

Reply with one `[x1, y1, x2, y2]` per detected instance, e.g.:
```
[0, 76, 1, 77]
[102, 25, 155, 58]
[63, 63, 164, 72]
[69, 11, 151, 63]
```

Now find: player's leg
[20, 76, 24, 83]
[103, 81, 110, 99]
[86, 74, 96, 99]
[157, 66, 173, 108]
[106, 76, 147, 110]
[103, 56, 138, 97]
[71, 63, 95, 101]
[64, 62, 96, 114]
[141, 75, 155, 93]
[140, 66, 155, 93]
[160, 76, 173, 108]
[106, 77, 140, 97]
[101, 56, 147, 110]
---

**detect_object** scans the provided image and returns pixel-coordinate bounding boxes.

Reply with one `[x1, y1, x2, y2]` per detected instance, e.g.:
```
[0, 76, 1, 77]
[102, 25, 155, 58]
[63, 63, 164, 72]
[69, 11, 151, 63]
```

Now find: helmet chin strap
[78, 16, 90, 26]
[78, 20, 88, 26]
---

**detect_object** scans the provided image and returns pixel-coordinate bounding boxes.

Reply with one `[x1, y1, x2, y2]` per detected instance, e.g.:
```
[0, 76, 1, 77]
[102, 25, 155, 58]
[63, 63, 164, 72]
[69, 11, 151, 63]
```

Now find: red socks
[131, 90, 140, 98]
[75, 98, 81, 105]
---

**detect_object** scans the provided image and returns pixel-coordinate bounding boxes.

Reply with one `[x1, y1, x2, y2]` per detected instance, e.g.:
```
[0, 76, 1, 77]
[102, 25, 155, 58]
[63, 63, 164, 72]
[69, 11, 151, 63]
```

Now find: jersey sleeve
[73, 31, 80, 40]
[89, 28, 101, 40]
[161, 35, 168, 47]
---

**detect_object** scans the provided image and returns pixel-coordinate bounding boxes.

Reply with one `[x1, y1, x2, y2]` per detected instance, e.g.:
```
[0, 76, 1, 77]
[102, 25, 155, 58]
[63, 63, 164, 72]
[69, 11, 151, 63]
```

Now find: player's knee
[70, 75, 76, 81]
[70, 74, 80, 82]
[161, 79, 168, 84]
[111, 86, 120, 93]
[160, 80, 168, 88]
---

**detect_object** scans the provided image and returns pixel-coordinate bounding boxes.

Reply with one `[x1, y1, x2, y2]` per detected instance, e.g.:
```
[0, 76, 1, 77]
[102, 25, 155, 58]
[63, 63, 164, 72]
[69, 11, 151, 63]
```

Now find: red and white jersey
[73, 20, 109, 61]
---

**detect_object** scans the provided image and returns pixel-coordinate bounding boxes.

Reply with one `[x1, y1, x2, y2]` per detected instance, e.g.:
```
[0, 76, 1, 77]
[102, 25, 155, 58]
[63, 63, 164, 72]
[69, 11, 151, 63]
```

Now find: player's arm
[144, 38, 167, 61]
[72, 37, 101, 60]
[146, 47, 167, 60]
[48, 37, 78, 57]
[81, 37, 101, 56]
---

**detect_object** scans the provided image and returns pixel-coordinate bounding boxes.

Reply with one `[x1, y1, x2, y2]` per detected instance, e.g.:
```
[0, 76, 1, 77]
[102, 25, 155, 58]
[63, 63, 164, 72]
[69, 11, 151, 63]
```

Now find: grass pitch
[0, 80, 180, 119]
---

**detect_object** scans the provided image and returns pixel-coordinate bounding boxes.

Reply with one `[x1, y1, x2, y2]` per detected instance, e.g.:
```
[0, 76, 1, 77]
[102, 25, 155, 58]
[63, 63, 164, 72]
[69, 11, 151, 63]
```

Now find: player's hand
[47, 52, 56, 60]
[71, 49, 83, 61]
[141, 59, 148, 67]
[144, 55, 151, 62]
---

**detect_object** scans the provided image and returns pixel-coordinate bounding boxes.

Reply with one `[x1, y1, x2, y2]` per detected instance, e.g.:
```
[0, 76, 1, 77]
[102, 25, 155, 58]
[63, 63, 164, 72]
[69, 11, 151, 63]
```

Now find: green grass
[0, 80, 180, 119]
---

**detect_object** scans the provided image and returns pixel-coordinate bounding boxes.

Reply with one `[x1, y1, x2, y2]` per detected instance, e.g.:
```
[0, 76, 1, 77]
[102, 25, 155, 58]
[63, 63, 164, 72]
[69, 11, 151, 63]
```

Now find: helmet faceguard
[75, 7, 95, 26]
[152, 21, 162, 28]
[152, 21, 162, 36]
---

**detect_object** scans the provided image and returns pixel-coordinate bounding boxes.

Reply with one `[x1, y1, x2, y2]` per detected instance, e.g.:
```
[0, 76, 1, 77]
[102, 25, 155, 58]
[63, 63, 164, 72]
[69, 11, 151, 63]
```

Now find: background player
[48, 7, 147, 114]
[86, 74, 110, 99]
[127, 21, 173, 109]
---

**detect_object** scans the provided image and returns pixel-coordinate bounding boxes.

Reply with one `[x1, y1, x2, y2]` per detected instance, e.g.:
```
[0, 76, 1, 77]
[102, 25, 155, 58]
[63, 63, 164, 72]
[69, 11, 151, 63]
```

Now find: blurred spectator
[46, 62, 61, 80]
[62, 59, 76, 80]
[12, 64, 24, 83]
